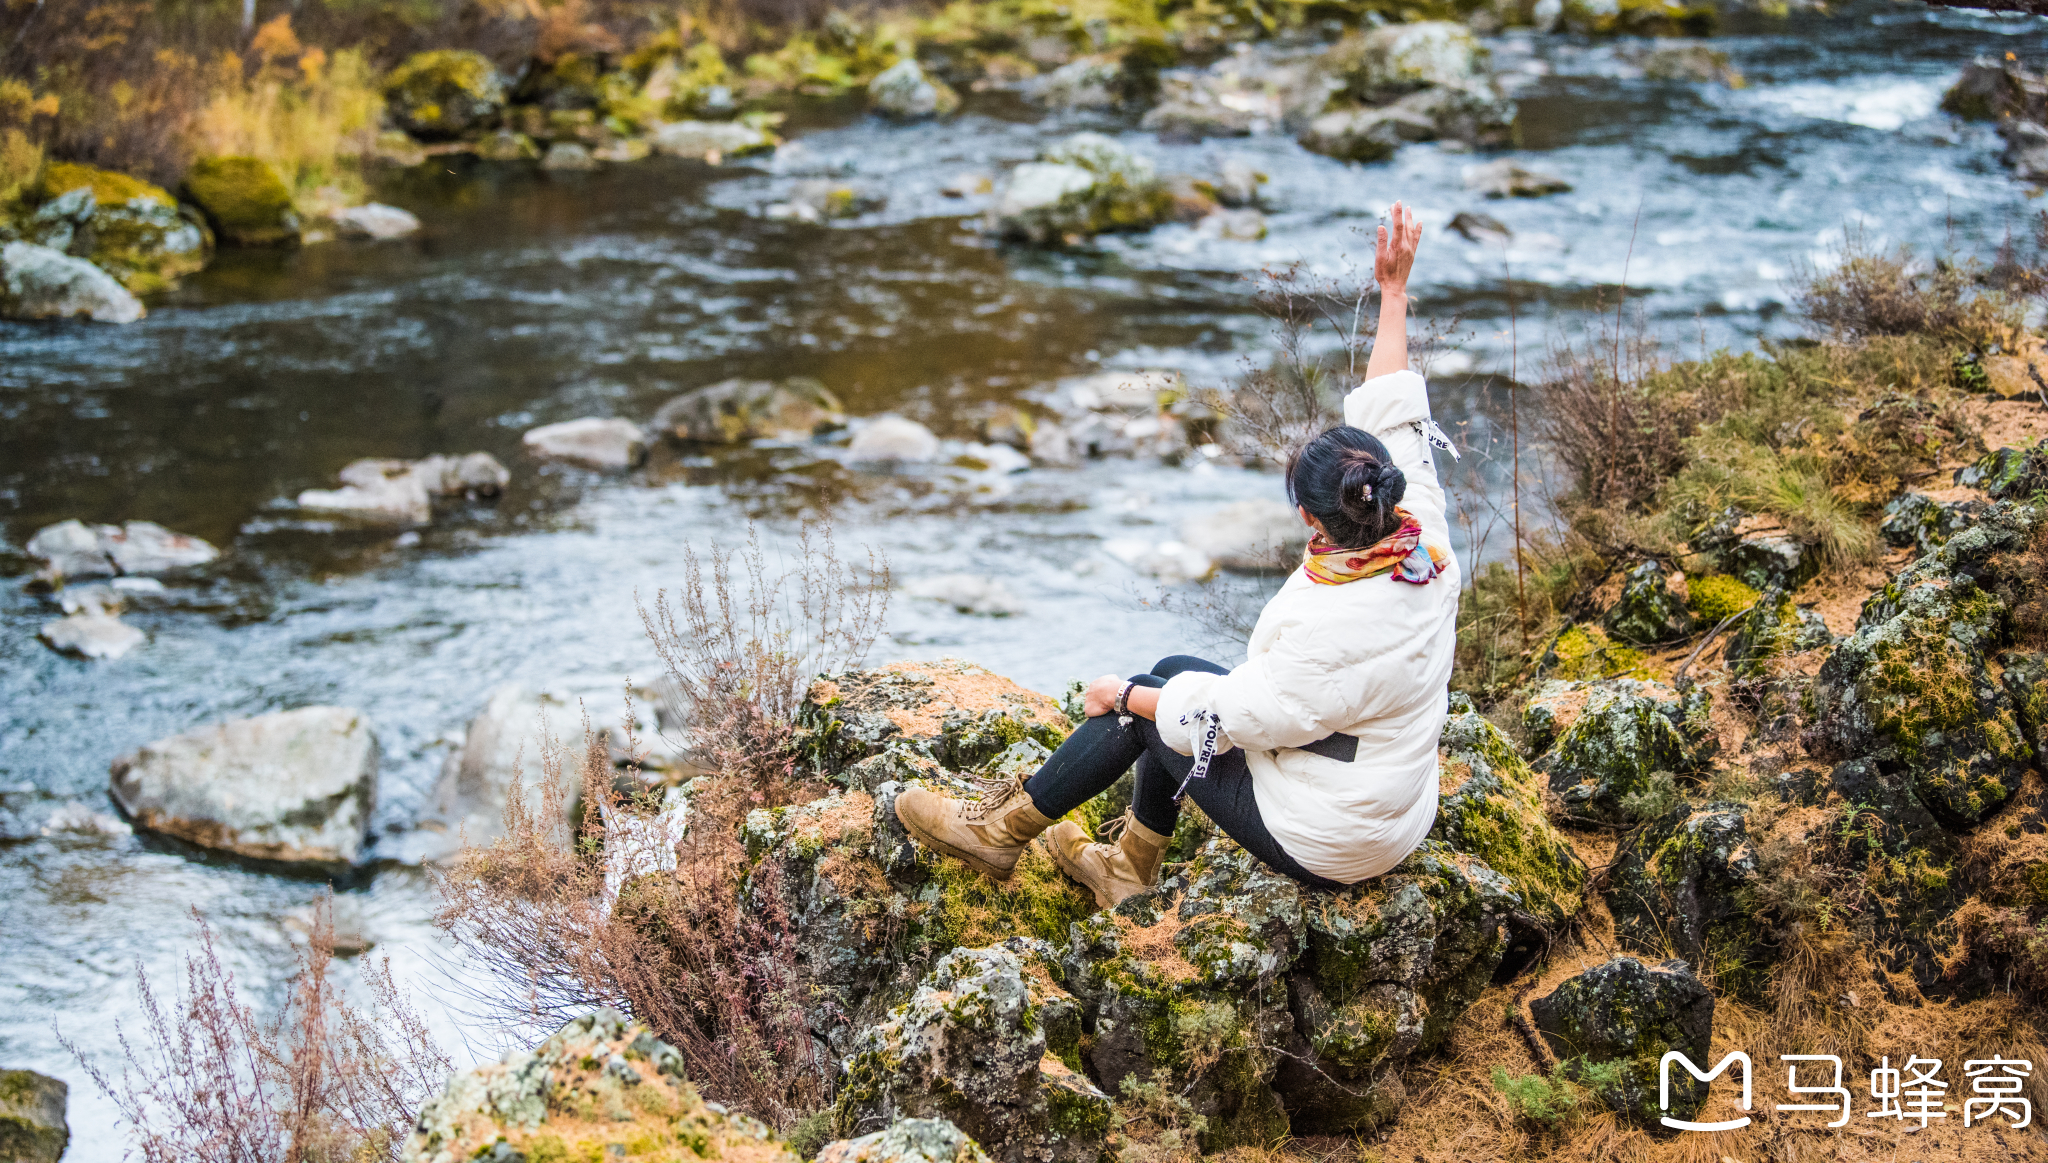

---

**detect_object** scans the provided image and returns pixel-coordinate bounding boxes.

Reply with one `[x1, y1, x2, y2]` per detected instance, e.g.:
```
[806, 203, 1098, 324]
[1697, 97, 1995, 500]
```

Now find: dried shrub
[191, 17, 384, 198]
[62, 898, 449, 1163]
[1540, 312, 1693, 513]
[1798, 231, 2021, 345]
[436, 522, 888, 1128]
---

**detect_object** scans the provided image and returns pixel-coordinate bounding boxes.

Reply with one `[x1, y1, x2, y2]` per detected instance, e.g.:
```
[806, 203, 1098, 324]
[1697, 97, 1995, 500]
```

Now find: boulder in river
[868, 58, 960, 119]
[330, 202, 421, 240]
[181, 157, 300, 246]
[987, 133, 1174, 245]
[0, 241, 146, 323]
[39, 613, 146, 660]
[383, 49, 507, 141]
[649, 119, 775, 160]
[1463, 159, 1571, 198]
[1298, 106, 1435, 163]
[400, 1009, 794, 1163]
[25, 518, 219, 581]
[474, 129, 541, 161]
[649, 376, 846, 444]
[30, 162, 211, 293]
[522, 417, 647, 470]
[296, 452, 509, 526]
[1529, 956, 1715, 1127]
[424, 683, 590, 854]
[109, 706, 379, 867]
[0, 1069, 69, 1163]
[906, 573, 1026, 617]
[1179, 499, 1305, 572]
[849, 415, 941, 463]
[540, 141, 598, 171]
[1325, 22, 1485, 104]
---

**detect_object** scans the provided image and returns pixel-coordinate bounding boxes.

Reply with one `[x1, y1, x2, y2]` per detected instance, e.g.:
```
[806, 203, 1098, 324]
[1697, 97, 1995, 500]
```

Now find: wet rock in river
[181, 157, 300, 247]
[539, 141, 598, 171]
[1195, 208, 1267, 241]
[522, 416, 647, 470]
[0, 1068, 69, 1163]
[869, 58, 960, 120]
[649, 119, 775, 160]
[650, 376, 846, 443]
[1325, 22, 1486, 102]
[1448, 210, 1510, 243]
[330, 202, 421, 240]
[109, 706, 379, 867]
[987, 133, 1174, 245]
[1201, 158, 1267, 208]
[767, 180, 883, 223]
[474, 129, 541, 161]
[907, 574, 1027, 617]
[25, 518, 219, 581]
[0, 241, 145, 323]
[401, 1009, 793, 1163]
[424, 684, 589, 853]
[1463, 159, 1571, 198]
[383, 49, 507, 141]
[38, 613, 145, 660]
[1299, 106, 1436, 163]
[1024, 55, 1125, 110]
[30, 162, 210, 294]
[834, 943, 1111, 1163]
[849, 415, 942, 463]
[1632, 43, 1743, 86]
[296, 452, 509, 525]
[1529, 956, 1715, 1127]
[818, 1118, 991, 1163]
[1180, 499, 1305, 573]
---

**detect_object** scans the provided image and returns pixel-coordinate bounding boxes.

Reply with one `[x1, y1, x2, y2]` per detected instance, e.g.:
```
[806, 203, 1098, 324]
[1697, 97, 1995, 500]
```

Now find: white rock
[1196, 208, 1268, 241]
[849, 415, 941, 463]
[1028, 55, 1123, 110]
[867, 58, 959, 119]
[1463, 159, 1572, 198]
[597, 796, 689, 918]
[541, 142, 598, 171]
[1181, 499, 1308, 572]
[423, 684, 590, 855]
[1212, 158, 1268, 208]
[522, 417, 647, 471]
[26, 518, 217, 578]
[298, 475, 433, 525]
[331, 202, 421, 240]
[109, 706, 379, 865]
[41, 801, 132, 837]
[298, 452, 509, 525]
[57, 584, 124, 616]
[649, 120, 772, 159]
[1103, 538, 1215, 584]
[1027, 420, 1079, 467]
[907, 573, 1028, 617]
[40, 613, 146, 659]
[25, 519, 115, 578]
[0, 241, 145, 324]
[991, 163, 1095, 220]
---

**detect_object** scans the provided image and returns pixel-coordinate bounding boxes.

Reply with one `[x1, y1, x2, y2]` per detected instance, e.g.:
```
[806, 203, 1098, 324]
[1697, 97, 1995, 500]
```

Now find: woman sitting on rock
[896, 201, 1457, 904]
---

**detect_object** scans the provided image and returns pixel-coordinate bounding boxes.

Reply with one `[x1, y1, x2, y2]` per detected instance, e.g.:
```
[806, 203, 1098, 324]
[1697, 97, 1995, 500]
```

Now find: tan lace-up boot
[1046, 809, 1171, 909]
[893, 775, 1057, 881]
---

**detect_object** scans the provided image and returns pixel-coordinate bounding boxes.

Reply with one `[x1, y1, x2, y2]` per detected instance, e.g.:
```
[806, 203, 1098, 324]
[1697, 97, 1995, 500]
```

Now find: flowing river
[4, 5, 2046, 1157]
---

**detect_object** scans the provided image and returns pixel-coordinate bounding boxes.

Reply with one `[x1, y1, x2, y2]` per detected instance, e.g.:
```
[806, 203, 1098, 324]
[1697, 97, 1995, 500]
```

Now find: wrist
[1381, 286, 1408, 303]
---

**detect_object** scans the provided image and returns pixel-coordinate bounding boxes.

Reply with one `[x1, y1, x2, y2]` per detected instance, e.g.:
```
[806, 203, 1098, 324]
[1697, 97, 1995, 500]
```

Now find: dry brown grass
[62, 897, 449, 1163]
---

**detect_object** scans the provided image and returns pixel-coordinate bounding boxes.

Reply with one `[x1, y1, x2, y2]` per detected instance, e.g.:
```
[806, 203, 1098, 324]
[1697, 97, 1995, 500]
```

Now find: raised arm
[1363, 201, 1422, 383]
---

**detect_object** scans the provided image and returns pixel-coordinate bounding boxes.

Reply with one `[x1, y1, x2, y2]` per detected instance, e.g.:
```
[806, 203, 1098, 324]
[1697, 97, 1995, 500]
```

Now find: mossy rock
[1528, 956, 1714, 1128]
[833, 943, 1111, 1163]
[384, 49, 507, 141]
[649, 376, 847, 445]
[1685, 573, 1759, 625]
[1955, 439, 2048, 503]
[399, 1009, 796, 1163]
[1881, 491, 1990, 556]
[1531, 679, 1713, 825]
[987, 132, 1176, 245]
[1603, 560, 1693, 645]
[795, 659, 1072, 787]
[1432, 702, 1587, 972]
[1722, 587, 1832, 679]
[1559, 0, 1717, 36]
[181, 157, 299, 247]
[1533, 623, 1649, 683]
[29, 163, 209, 292]
[0, 1070, 68, 1163]
[1601, 804, 1768, 1001]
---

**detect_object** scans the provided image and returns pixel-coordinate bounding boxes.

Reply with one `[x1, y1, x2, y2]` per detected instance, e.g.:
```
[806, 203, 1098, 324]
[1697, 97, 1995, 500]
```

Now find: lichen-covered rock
[1808, 504, 2042, 827]
[834, 943, 1111, 1163]
[1954, 439, 2048, 502]
[0, 1069, 68, 1163]
[1529, 956, 1714, 1127]
[1715, 531, 1810, 593]
[1721, 587, 1832, 678]
[1323, 22, 1485, 104]
[868, 58, 960, 119]
[1601, 805, 1764, 997]
[796, 660, 1072, 788]
[400, 1009, 794, 1163]
[1433, 700, 1586, 972]
[32, 162, 209, 293]
[181, 157, 300, 246]
[817, 1118, 991, 1163]
[0, 240, 145, 322]
[649, 377, 846, 444]
[1602, 560, 1692, 645]
[384, 50, 507, 141]
[2004, 651, 2047, 767]
[1881, 491, 1988, 555]
[1531, 679, 1714, 824]
[987, 133, 1174, 245]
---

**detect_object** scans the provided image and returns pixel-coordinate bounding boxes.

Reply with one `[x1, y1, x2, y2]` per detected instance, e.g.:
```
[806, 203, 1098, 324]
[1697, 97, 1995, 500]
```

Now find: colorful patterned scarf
[1302, 507, 1447, 586]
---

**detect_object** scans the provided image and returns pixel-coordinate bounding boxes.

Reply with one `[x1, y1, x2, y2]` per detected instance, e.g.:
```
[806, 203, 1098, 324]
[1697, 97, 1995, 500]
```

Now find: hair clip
[1361, 483, 1374, 501]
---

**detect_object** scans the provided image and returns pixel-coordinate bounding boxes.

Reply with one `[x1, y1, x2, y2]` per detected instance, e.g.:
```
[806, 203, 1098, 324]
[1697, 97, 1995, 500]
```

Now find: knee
[1152, 654, 1224, 679]
[1127, 672, 1166, 689]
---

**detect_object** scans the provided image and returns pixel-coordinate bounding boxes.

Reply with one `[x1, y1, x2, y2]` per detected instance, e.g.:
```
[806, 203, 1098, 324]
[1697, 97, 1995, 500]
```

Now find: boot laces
[963, 772, 1026, 822]
[1097, 808, 1136, 843]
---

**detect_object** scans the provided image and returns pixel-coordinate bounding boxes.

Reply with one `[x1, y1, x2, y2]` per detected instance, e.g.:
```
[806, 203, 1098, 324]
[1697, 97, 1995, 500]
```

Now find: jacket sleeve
[1343, 369, 1449, 557]
[1151, 607, 1349, 756]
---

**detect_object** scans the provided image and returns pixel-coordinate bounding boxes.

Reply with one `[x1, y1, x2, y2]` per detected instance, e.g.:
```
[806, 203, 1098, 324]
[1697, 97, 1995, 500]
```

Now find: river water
[4, 5, 2045, 1157]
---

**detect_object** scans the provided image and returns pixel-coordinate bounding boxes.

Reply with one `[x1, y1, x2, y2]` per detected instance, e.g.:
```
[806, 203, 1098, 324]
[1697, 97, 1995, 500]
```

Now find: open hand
[1375, 200, 1423, 295]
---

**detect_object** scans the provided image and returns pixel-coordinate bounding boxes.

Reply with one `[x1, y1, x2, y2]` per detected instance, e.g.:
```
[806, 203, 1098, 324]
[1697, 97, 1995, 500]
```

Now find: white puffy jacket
[1154, 370, 1458, 882]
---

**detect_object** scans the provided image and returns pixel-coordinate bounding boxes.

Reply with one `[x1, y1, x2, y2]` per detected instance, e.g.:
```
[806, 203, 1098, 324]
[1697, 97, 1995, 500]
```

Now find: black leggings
[1023, 655, 1352, 891]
